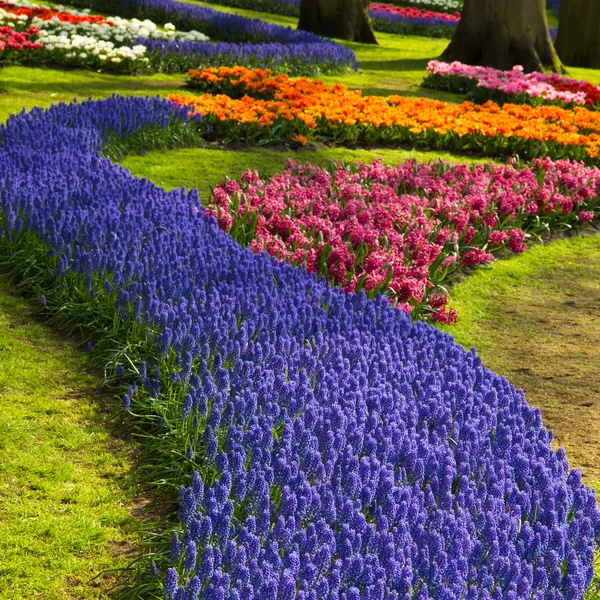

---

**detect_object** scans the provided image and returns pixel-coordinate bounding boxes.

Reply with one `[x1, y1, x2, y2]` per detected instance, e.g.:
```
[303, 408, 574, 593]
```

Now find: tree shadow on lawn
[359, 57, 432, 73]
[2, 65, 186, 95]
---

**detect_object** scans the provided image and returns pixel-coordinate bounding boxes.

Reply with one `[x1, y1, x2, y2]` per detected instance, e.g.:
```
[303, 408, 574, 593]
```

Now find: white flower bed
[405, 0, 461, 10]
[37, 30, 149, 65]
[0, 0, 209, 70]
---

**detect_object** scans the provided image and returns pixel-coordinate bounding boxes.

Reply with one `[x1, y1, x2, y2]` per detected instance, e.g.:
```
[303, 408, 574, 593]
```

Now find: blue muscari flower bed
[139, 38, 357, 76]
[66, 0, 358, 74]
[0, 96, 598, 599]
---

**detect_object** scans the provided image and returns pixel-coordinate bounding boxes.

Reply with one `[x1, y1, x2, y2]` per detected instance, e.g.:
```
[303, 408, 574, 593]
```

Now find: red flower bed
[0, 24, 42, 53]
[370, 3, 460, 22]
[0, 1, 112, 25]
[551, 78, 600, 107]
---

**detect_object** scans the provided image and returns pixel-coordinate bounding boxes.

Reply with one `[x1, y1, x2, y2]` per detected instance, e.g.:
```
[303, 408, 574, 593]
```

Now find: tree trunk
[298, 0, 378, 44]
[442, 0, 561, 73]
[555, 0, 600, 69]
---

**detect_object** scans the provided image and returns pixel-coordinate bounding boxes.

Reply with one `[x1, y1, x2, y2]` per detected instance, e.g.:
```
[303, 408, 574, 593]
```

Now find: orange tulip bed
[168, 66, 600, 162]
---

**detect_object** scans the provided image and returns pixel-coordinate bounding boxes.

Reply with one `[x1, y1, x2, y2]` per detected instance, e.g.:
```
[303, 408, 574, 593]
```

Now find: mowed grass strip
[440, 233, 600, 493]
[121, 145, 492, 202]
[0, 67, 187, 124]
[0, 281, 139, 599]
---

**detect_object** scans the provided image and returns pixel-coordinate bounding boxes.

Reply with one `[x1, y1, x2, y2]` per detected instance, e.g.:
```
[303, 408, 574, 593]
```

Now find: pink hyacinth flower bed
[425, 60, 600, 108]
[209, 157, 599, 324]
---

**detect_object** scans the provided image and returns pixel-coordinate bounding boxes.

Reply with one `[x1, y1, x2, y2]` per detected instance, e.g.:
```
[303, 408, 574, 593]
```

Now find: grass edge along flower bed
[1, 96, 599, 599]
[176, 67, 600, 163]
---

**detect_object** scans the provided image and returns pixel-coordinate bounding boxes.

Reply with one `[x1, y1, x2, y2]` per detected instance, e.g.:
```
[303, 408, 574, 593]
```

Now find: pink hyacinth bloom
[209, 157, 600, 322]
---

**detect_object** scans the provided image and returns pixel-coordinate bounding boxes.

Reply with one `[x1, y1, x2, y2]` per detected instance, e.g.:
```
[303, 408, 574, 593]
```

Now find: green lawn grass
[440, 233, 600, 492]
[0, 67, 187, 124]
[121, 145, 491, 201]
[0, 281, 138, 599]
[547, 10, 559, 29]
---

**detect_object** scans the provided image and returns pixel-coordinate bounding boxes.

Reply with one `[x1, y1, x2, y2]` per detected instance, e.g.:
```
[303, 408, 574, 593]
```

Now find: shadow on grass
[3, 65, 185, 95]
[356, 85, 464, 103]
[359, 57, 433, 73]
[7, 79, 186, 94]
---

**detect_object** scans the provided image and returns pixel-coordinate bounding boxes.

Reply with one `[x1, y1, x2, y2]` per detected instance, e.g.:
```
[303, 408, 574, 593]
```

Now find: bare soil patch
[476, 248, 600, 488]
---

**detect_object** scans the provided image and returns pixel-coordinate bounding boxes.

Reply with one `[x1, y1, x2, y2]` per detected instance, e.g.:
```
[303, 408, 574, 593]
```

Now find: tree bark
[298, 0, 378, 44]
[442, 0, 561, 73]
[555, 0, 600, 69]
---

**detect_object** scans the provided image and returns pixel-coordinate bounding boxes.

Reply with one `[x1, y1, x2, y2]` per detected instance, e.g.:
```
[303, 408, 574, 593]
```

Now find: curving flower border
[0, 96, 598, 599]
[178, 66, 600, 162]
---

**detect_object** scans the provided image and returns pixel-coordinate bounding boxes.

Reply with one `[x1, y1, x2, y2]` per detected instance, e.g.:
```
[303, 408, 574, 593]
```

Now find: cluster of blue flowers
[67, 0, 358, 74]
[140, 38, 357, 76]
[0, 96, 598, 599]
